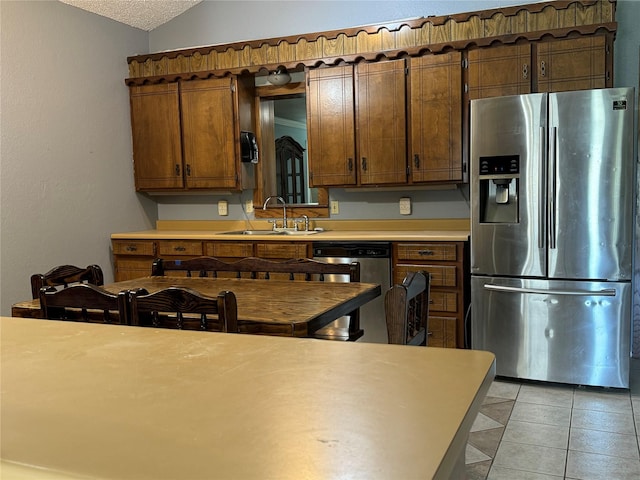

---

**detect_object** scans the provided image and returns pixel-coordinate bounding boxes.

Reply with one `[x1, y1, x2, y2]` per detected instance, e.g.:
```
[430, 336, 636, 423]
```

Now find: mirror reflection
[260, 94, 319, 205]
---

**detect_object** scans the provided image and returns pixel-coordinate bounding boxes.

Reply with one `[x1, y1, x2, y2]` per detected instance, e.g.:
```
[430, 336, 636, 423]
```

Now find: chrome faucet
[263, 196, 287, 230]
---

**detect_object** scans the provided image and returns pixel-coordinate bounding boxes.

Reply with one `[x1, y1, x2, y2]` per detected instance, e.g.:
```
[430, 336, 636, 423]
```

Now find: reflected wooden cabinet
[129, 76, 255, 191]
[468, 36, 611, 100]
[408, 52, 463, 183]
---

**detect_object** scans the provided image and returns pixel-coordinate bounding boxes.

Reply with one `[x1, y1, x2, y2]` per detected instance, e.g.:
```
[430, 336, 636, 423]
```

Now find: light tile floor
[466, 359, 640, 480]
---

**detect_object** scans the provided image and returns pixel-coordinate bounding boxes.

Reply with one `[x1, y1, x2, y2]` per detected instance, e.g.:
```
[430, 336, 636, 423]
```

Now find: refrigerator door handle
[538, 126, 546, 249]
[548, 126, 557, 249]
[483, 283, 617, 297]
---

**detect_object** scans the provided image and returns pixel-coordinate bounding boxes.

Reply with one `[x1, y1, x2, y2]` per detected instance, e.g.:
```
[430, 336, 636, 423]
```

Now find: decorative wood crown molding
[126, 0, 616, 86]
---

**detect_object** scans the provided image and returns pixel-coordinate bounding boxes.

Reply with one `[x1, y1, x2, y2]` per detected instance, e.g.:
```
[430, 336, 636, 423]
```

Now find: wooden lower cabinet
[112, 240, 157, 281]
[112, 239, 313, 281]
[392, 241, 469, 348]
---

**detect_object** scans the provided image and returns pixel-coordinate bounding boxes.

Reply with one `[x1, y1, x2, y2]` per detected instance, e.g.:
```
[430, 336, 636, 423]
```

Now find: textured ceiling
[59, 0, 202, 31]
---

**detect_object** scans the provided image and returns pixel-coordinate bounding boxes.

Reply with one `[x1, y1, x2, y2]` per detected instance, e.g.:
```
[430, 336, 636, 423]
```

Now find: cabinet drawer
[427, 316, 457, 348]
[158, 240, 203, 256]
[205, 242, 254, 258]
[396, 243, 458, 262]
[395, 264, 458, 288]
[255, 243, 310, 259]
[430, 291, 458, 314]
[112, 240, 155, 256]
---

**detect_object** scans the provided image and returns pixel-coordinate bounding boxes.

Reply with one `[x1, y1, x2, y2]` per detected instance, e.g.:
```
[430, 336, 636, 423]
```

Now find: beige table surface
[0, 316, 495, 480]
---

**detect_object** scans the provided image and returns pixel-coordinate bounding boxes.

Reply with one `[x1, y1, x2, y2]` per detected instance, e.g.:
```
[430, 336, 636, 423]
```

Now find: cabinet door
[307, 65, 357, 187]
[536, 36, 608, 93]
[356, 59, 407, 185]
[181, 78, 239, 189]
[468, 44, 532, 100]
[409, 52, 462, 182]
[129, 84, 184, 190]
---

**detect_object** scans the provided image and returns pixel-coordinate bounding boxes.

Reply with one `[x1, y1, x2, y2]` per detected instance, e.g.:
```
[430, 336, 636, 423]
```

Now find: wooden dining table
[0, 316, 495, 479]
[11, 276, 381, 337]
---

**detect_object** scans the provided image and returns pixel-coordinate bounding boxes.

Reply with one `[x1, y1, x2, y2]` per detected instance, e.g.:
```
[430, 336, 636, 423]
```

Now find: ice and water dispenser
[477, 155, 520, 223]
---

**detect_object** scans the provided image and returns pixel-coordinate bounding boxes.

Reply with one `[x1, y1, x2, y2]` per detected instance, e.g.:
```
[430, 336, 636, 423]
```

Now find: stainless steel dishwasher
[312, 242, 391, 343]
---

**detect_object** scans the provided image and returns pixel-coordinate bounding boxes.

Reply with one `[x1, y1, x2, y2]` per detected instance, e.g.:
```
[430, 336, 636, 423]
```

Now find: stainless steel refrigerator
[470, 88, 635, 388]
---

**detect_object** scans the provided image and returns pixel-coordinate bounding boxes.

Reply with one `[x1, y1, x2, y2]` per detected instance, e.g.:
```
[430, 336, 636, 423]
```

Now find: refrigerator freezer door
[471, 276, 631, 388]
[548, 88, 635, 281]
[470, 93, 547, 277]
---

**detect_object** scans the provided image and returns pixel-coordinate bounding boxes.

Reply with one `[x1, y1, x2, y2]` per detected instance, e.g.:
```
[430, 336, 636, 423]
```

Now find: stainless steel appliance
[312, 242, 391, 343]
[470, 88, 635, 388]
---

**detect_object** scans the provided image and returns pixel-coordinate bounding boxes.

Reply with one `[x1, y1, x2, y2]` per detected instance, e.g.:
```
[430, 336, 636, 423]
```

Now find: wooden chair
[128, 287, 238, 333]
[39, 283, 128, 325]
[31, 264, 104, 299]
[151, 256, 362, 340]
[385, 271, 430, 346]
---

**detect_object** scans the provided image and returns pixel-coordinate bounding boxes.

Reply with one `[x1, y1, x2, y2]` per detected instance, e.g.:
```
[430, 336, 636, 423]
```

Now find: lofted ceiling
[59, 0, 202, 31]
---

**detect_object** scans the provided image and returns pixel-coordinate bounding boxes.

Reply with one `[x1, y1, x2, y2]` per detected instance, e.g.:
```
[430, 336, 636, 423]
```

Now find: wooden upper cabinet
[181, 78, 241, 189]
[307, 65, 357, 187]
[356, 59, 407, 185]
[409, 52, 462, 183]
[129, 76, 254, 192]
[468, 44, 532, 100]
[536, 36, 608, 93]
[130, 83, 183, 190]
[468, 35, 610, 100]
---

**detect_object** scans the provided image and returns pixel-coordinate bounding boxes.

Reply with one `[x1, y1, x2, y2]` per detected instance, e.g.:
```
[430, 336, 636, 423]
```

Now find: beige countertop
[1, 316, 494, 480]
[112, 219, 470, 242]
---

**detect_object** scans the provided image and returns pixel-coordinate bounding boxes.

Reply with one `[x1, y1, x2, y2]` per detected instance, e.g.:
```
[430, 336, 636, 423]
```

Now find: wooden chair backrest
[128, 287, 238, 333]
[39, 283, 128, 325]
[31, 264, 104, 299]
[152, 256, 359, 282]
[385, 271, 430, 346]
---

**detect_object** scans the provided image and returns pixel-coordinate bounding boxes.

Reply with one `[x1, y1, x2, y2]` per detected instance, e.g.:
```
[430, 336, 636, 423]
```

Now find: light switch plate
[399, 197, 411, 215]
[218, 200, 228, 216]
[330, 200, 339, 214]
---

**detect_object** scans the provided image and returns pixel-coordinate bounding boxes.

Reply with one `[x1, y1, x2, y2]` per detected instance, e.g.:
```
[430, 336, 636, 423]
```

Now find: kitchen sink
[217, 229, 318, 236]
[218, 230, 284, 235]
[281, 230, 318, 235]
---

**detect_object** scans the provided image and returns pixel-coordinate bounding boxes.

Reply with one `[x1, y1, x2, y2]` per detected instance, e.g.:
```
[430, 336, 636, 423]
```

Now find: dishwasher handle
[312, 242, 391, 258]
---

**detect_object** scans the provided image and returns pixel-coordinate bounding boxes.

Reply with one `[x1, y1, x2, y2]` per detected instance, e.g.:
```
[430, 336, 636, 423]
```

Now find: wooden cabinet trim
[126, 2, 615, 84]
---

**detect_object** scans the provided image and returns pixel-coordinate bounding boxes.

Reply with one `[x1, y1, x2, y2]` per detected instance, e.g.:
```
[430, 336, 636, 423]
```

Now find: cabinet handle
[539, 60, 546, 77]
[362, 157, 367, 171]
[348, 158, 353, 171]
[418, 249, 434, 256]
[174, 246, 186, 252]
[175, 164, 180, 176]
[522, 63, 528, 79]
[125, 245, 137, 252]
[186, 164, 191, 176]
[414, 154, 420, 168]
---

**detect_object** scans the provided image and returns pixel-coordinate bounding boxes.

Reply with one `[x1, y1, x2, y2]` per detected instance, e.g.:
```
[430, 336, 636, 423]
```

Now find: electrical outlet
[399, 197, 411, 215]
[218, 200, 228, 216]
[245, 199, 254, 213]
[330, 200, 340, 214]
